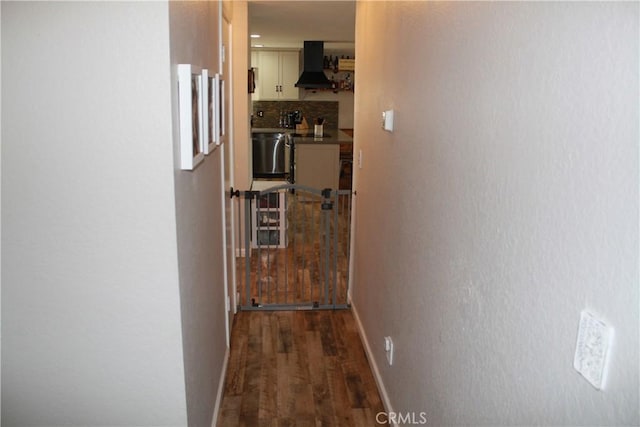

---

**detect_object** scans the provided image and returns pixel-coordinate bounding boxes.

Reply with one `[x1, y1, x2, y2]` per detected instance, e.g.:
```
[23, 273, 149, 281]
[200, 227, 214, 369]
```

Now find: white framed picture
[201, 69, 216, 155]
[177, 64, 205, 170]
[214, 73, 225, 145]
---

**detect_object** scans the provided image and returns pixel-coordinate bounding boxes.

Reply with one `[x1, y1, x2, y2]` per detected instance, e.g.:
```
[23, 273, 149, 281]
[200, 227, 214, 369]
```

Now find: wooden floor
[217, 310, 387, 426]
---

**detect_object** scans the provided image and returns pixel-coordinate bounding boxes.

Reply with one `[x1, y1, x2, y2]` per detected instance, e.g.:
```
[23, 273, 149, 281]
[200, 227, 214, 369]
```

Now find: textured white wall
[352, 2, 638, 425]
[168, 2, 228, 427]
[1, 2, 187, 425]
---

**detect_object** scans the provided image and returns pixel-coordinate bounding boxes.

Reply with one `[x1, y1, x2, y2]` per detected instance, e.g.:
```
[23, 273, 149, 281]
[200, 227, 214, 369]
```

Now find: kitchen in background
[250, 42, 355, 190]
[250, 42, 355, 130]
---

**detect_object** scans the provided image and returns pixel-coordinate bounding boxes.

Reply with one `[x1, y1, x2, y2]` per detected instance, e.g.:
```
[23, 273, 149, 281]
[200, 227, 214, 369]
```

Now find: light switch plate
[382, 110, 394, 132]
[574, 310, 613, 390]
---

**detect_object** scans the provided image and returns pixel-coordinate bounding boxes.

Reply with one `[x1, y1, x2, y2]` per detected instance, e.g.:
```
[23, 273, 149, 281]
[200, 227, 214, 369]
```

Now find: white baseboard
[350, 301, 396, 426]
[211, 346, 230, 427]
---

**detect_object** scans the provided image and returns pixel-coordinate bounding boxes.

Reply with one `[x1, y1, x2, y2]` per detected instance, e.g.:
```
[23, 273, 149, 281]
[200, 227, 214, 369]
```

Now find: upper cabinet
[252, 50, 300, 100]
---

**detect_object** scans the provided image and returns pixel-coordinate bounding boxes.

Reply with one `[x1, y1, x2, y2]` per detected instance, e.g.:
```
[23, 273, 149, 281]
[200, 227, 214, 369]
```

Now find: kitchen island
[252, 128, 353, 190]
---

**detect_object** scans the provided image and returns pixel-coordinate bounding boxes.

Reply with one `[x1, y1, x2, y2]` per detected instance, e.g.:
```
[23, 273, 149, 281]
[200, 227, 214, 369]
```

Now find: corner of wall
[210, 346, 230, 427]
[349, 300, 395, 418]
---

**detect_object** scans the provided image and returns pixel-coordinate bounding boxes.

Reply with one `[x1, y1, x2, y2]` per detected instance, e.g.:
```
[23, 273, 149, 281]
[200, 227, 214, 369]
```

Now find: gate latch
[321, 188, 333, 210]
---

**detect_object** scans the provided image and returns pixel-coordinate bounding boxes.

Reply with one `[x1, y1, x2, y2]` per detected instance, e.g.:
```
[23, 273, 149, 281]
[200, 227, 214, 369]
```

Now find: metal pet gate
[233, 183, 352, 310]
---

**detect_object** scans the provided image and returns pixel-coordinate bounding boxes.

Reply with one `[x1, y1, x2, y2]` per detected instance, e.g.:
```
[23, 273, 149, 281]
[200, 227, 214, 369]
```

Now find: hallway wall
[351, 2, 638, 425]
[2, 1, 230, 426]
[2, 2, 187, 425]
[168, 2, 227, 427]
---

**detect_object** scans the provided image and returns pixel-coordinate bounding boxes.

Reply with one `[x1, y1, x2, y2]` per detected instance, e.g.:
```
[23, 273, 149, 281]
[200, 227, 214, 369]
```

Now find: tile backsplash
[252, 101, 339, 129]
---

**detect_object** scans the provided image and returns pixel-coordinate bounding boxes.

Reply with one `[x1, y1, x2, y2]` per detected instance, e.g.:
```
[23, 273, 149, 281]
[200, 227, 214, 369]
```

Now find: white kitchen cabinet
[295, 144, 340, 190]
[253, 50, 299, 100]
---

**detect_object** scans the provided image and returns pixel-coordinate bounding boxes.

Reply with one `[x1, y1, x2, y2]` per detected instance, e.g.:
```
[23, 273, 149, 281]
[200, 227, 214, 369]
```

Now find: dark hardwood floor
[217, 309, 387, 426]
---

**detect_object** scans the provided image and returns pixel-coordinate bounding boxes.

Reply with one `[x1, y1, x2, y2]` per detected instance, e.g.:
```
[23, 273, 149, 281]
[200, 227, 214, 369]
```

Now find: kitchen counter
[252, 128, 352, 145]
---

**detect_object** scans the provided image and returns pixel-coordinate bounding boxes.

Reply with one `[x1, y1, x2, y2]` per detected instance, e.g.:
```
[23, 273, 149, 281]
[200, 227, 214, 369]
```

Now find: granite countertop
[252, 128, 352, 144]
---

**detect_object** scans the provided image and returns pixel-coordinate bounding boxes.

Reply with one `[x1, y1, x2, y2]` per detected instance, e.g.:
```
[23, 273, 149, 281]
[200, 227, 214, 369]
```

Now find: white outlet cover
[574, 310, 613, 390]
[384, 336, 394, 365]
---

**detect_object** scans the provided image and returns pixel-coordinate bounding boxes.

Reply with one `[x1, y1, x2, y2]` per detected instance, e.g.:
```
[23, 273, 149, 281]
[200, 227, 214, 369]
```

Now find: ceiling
[248, 1, 356, 52]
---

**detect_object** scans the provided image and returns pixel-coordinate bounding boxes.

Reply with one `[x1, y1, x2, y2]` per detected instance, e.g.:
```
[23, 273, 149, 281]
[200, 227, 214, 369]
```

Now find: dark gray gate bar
[235, 183, 351, 311]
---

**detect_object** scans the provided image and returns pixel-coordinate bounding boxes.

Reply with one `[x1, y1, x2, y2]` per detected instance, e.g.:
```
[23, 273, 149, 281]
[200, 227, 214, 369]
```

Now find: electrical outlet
[574, 310, 613, 390]
[384, 336, 394, 366]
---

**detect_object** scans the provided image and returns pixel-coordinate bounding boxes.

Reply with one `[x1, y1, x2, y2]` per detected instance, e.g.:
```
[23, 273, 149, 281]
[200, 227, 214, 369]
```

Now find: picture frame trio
[177, 64, 225, 170]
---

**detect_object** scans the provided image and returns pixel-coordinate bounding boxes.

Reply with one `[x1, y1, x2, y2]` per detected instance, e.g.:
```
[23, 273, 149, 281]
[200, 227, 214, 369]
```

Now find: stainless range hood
[295, 41, 332, 89]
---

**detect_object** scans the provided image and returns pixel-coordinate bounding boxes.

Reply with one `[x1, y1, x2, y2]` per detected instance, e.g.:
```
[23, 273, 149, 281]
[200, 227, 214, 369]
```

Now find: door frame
[220, 5, 236, 346]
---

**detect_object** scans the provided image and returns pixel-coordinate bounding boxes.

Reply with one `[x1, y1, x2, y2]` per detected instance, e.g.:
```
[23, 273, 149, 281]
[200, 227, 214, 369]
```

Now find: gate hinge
[321, 188, 333, 210]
